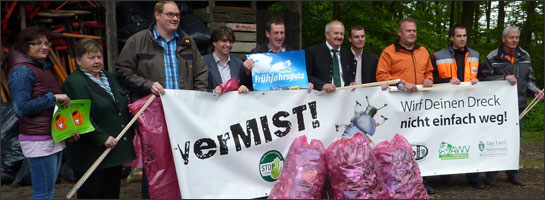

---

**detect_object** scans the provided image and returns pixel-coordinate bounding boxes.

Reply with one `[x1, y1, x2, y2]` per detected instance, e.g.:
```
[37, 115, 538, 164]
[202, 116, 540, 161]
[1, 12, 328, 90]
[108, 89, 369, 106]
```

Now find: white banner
[161, 81, 519, 198]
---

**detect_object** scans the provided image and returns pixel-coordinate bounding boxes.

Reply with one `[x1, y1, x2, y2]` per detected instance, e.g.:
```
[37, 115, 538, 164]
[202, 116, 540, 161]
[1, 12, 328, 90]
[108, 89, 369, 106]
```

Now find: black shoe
[424, 182, 436, 194]
[469, 181, 485, 189]
[508, 175, 526, 186]
[485, 176, 497, 186]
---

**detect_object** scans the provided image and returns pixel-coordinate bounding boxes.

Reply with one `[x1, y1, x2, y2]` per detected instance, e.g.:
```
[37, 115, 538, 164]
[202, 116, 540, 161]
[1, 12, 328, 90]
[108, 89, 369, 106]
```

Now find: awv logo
[438, 141, 470, 160]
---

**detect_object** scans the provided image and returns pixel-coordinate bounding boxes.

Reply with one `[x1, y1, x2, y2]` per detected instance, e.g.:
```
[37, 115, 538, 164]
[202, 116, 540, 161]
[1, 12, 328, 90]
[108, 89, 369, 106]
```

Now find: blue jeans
[27, 151, 63, 199]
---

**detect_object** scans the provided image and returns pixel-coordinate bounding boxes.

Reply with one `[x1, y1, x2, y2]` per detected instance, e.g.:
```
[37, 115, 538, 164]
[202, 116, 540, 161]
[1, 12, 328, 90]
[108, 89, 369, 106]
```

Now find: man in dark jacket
[431, 24, 484, 189]
[348, 25, 378, 84]
[481, 25, 544, 187]
[243, 18, 313, 91]
[306, 20, 355, 93]
[115, 1, 208, 102]
[249, 18, 293, 54]
[114, 1, 208, 198]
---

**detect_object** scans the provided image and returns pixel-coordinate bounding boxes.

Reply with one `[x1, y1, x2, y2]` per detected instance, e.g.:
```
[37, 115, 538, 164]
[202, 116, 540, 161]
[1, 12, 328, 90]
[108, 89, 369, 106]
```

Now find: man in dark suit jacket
[204, 26, 249, 94]
[348, 25, 378, 84]
[306, 20, 355, 93]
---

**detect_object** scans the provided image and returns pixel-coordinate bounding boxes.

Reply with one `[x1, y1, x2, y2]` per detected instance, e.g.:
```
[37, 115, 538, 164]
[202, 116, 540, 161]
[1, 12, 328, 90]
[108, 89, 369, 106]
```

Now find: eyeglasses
[27, 41, 51, 48]
[161, 12, 180, 19]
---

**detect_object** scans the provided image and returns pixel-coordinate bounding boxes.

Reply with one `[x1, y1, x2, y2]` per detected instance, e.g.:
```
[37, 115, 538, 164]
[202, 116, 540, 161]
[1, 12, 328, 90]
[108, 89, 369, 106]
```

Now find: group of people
[6, 1, 543, 198]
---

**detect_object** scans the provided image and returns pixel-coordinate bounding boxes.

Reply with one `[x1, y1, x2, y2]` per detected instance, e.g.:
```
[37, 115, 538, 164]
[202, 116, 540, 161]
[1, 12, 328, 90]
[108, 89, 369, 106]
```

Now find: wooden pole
[519, 89, 544, 120]
[389, 84, 477, 92]
[66, 95, 156, 199]
[337, 79, 401, 90]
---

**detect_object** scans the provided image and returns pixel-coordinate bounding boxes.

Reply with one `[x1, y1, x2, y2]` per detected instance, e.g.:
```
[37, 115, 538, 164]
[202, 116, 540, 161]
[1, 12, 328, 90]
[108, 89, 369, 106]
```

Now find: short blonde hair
[75, 38, 102, 59]
[155, 1, 176, 13]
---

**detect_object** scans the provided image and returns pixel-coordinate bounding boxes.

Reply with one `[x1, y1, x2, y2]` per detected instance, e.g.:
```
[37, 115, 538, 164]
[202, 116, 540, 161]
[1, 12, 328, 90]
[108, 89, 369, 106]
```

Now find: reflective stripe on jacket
[433, 46, 479, 82]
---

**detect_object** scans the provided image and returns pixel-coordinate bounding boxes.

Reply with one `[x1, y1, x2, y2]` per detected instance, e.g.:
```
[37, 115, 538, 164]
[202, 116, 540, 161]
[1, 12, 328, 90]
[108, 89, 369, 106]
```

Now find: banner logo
[479, 140, 508, 158]
[411, 144, 429, 161]
[259, 150, 284, 182]
[438, 141, 470, 160]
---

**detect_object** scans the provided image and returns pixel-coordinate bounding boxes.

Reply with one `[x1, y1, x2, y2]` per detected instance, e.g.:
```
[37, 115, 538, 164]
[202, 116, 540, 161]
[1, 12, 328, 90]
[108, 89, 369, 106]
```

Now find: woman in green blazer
[61, 38, 135, 199]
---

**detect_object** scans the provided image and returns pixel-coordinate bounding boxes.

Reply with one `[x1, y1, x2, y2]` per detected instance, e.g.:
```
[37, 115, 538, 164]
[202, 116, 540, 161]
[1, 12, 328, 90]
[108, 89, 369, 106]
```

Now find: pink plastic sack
[325, 133, 389, 199]
[128, 94, 181, 199]
[374, 134, 429, 199]
[124, 129, 143, 168]
[268, 135, 327, 199]
[219, 77, 239, 92]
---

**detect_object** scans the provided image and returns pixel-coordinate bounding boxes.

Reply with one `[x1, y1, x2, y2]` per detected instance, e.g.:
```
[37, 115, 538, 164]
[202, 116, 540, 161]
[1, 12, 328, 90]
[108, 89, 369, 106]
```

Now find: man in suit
[204, 26, 249, 94]
[306, 20, 355, 93]
[348, 25, 378, 84]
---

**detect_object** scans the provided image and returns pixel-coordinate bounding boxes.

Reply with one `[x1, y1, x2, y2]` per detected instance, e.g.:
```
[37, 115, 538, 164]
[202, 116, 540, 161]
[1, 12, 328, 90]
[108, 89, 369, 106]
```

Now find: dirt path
[2, 139, 543, 199]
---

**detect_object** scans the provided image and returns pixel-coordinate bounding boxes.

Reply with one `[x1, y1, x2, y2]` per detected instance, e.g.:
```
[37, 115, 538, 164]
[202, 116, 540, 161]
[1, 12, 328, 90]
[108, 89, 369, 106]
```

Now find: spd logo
[411, 144, 428, 161]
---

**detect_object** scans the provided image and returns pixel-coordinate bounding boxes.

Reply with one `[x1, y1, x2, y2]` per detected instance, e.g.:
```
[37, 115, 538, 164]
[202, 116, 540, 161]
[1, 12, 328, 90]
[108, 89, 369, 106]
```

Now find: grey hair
[325, 20, 344, 34]
[502, 26, 520, 37]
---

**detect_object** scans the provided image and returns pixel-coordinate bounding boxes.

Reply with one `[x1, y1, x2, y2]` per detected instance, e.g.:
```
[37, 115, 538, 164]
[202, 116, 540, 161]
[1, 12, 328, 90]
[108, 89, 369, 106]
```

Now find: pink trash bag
[325, 132, 389, 199]
[219, 77, 239, 93]
[268, 135, 327, 199]
[128, 94, 181, 199]
[374, 134, 429, 199]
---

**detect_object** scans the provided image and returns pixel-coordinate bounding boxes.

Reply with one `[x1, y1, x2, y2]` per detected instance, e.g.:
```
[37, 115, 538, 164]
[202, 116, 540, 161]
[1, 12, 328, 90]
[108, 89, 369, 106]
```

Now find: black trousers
[73, 165, 123, 199]
[486, 108, 525, 179]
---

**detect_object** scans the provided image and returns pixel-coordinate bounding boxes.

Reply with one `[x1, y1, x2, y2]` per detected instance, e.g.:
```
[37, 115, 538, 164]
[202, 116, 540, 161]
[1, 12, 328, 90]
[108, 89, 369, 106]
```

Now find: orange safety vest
[433, 47, 479, 82]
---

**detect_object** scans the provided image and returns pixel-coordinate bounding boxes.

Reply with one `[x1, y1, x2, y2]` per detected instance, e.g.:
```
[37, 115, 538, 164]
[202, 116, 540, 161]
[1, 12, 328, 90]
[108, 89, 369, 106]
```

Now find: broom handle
[66, 95, 156, 199]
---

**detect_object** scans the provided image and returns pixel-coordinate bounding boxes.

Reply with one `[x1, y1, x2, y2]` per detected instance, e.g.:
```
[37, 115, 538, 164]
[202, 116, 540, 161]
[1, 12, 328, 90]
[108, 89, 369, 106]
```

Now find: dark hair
[75, 38, 103, 59]
[398, 18, 416, 31]
[349, 25, 365, 37]
[449, 24, 466, 37]
[14, 26, 49, 54]
[266, 18, 285, 33]
[210, 26, 235, 43]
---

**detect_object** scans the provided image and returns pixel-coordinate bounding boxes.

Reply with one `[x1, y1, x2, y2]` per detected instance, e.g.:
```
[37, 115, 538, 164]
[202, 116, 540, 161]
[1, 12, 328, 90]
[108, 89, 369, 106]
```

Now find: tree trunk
[461, 1, 475, 43]
[521, 1, 536, 51]
[486, 1, 491, 29]
[449, 1, 455, 30]
[497, 1, 505, 29]
[333, 1, 340, 20]
[473, 2, 480, 37]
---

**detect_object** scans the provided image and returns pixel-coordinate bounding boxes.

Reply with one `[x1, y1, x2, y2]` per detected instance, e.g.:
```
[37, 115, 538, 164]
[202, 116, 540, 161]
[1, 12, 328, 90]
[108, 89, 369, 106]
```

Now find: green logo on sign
[439, 141, 470, 160]
[479, 141, 485, 152]
[259, 150, 284, 182]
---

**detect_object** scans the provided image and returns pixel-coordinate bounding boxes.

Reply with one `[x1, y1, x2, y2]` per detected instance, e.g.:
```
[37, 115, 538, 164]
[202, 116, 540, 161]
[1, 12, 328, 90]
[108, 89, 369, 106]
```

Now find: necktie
[331, 49, 341, 87]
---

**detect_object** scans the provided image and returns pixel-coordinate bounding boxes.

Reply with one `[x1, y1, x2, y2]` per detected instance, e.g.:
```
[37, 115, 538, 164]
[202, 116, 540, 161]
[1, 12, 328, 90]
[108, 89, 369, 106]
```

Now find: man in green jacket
[115, 1, 208, 102]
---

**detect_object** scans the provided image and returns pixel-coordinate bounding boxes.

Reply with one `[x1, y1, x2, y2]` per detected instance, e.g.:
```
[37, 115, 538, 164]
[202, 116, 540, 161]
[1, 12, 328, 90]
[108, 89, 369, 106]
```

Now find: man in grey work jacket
[480, 25, 544, 187]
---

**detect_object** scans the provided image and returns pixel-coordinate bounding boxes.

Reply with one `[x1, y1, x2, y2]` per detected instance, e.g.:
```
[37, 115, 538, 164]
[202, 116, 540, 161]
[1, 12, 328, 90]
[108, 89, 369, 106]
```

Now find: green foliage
[268, 2, 287, 11]
[522, 98, 544, 132]
[301, 1, 543, 87]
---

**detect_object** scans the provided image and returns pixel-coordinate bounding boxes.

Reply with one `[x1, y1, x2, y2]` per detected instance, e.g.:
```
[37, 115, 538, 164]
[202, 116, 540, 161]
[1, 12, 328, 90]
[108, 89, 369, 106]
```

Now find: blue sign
[247, 50, 309, 91]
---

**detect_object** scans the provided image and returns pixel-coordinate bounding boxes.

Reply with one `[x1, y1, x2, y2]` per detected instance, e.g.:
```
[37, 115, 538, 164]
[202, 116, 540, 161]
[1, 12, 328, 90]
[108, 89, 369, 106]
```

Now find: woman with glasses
[7, 26, 76, 199]
[61, 38, 135, 199]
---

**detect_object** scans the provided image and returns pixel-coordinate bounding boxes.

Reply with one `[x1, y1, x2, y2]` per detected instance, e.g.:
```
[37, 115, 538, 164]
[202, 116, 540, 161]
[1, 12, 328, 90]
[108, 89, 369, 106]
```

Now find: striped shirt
[80, 68, 115, 100]
[153, 26, 180, 89]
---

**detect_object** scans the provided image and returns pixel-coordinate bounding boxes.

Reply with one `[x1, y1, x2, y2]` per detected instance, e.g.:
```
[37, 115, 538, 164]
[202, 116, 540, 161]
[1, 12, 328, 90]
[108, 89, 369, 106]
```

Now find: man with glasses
[116, 1, 207, 101]
[115, 1, 207, 198]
